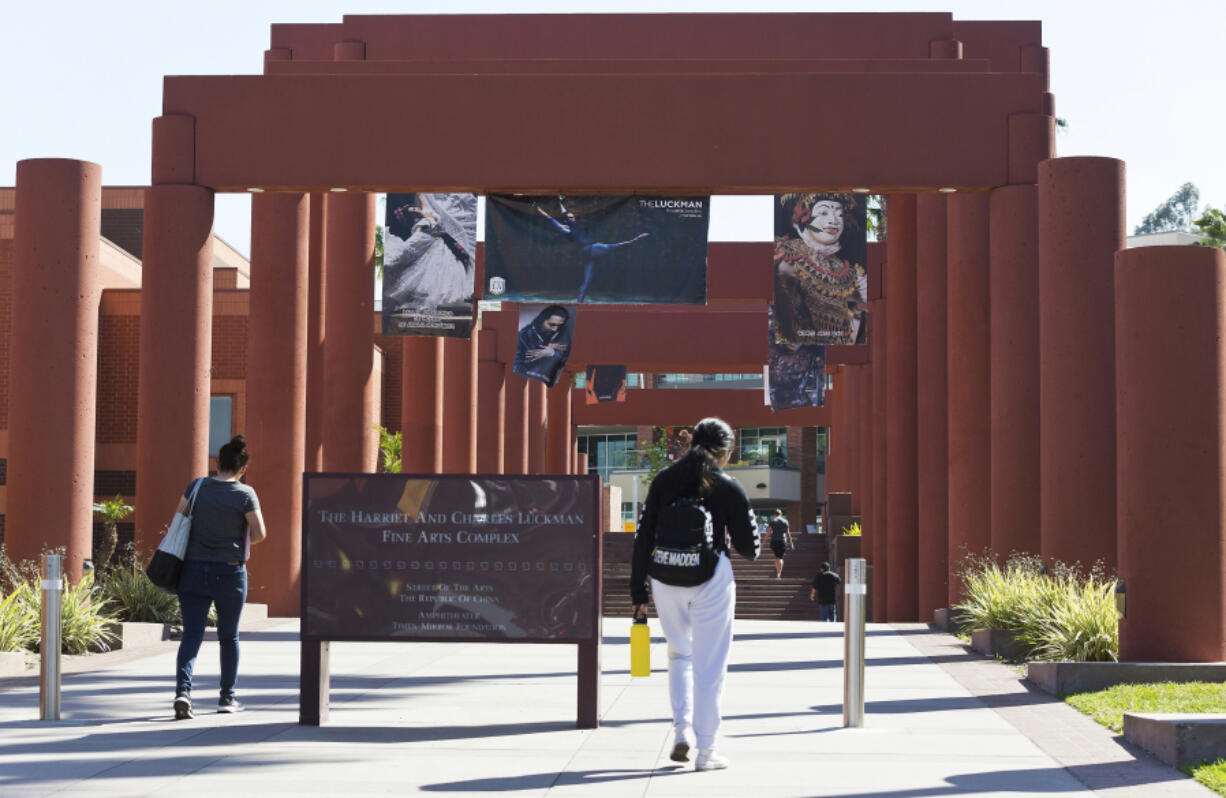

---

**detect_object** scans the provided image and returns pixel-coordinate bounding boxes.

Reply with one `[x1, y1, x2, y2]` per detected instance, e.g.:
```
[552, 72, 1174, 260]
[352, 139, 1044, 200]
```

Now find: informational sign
[485, 194, 710, 304]
[302, 474, 601, 643]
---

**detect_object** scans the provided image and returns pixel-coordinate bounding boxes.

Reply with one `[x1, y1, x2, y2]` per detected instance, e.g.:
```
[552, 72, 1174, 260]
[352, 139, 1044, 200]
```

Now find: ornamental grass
[953, 551, 1119, 662]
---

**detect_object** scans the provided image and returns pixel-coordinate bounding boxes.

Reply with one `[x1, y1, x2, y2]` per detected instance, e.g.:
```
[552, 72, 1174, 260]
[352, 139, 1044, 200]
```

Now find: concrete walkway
[0, 618, 1210, 797]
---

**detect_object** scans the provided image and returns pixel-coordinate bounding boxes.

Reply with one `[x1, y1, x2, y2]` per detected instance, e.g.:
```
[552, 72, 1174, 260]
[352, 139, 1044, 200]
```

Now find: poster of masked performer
[768, 307, 826, 411]
[485, 195, 709, 304]
[773, 193, 868, 346]
[514, 304, 576, 388]
[585, 365, 627, 404]
[382, 192, 478, 338]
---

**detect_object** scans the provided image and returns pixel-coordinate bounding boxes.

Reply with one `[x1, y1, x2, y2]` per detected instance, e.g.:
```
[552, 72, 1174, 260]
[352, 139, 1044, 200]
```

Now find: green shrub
[99, 562, 181, 625]
[1026, 574, 1119, 662]
[953, 553, 1046, 633]
[56, 573, 118, 654]
[0, 584, 38, 652]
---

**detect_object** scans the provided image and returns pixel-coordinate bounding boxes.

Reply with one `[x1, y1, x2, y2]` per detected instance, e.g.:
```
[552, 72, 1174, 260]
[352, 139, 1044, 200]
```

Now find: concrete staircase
[601, 532, 829, 620]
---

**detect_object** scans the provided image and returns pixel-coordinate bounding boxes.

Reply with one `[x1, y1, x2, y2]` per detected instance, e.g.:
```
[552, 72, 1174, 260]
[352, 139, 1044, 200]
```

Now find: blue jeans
[819, 603, 837, 623]
[176, 560, 247, 699]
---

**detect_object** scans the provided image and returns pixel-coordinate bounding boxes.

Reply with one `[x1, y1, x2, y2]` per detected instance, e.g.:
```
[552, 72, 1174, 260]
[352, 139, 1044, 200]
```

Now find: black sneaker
[218, 696, 244, 713]
[173, 694, 193, 720]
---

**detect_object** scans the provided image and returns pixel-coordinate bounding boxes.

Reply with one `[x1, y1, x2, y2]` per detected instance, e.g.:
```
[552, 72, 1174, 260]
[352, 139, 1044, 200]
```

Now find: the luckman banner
[774, 193, 869, 345]
[302, 474, 600, 643]
[485, 195, 710, 304]
[382, 192, 478, 338]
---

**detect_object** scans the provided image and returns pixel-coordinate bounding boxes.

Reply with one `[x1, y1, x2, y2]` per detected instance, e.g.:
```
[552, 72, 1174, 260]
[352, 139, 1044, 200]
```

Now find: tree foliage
[1193, 207, 1226, 250]
[1135, 182, 1201, 235]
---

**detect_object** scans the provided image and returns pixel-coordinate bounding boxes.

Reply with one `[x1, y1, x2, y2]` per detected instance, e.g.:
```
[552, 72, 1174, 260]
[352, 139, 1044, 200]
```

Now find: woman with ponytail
[630, 417, 760, 770]
[170, 435, 267, 720]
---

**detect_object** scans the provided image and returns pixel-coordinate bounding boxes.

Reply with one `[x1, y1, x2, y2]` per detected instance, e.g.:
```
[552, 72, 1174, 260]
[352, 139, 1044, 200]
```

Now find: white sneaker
[695, 749, 729, 771]
[670, 723, 693, 762]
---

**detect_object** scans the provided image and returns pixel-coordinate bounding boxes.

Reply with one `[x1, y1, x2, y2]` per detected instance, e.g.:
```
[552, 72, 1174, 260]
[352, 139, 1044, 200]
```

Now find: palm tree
[92, 495, 134, 571]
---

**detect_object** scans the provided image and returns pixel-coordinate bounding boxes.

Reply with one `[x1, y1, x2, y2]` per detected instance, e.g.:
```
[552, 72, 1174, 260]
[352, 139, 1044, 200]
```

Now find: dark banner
[773, 193, 868, 345]
[382, 193, 478, 338]
[585, 365, 627, 404]
[769, 307, 826, 411]
[485, 195, 709, 304]
[302, 474, 600, 642]
[514, 303, 576, 388]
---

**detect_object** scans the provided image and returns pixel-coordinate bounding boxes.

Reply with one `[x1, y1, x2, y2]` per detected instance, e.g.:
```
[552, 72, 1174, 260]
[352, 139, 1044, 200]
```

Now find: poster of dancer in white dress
[382, 193, 478, 338]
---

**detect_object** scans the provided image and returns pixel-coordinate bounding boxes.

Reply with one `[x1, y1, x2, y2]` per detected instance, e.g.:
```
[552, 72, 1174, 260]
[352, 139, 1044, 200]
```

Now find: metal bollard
[40, 554, 63, 721]
[842, 557, 867, 728]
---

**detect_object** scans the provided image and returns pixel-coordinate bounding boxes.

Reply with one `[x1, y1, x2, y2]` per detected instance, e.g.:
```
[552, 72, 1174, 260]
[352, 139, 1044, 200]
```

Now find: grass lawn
[1063, 681, 1226, 796]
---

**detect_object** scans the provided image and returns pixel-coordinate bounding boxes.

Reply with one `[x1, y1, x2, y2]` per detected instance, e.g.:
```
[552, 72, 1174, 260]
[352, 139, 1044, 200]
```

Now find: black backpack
[649, 496, 718, 587]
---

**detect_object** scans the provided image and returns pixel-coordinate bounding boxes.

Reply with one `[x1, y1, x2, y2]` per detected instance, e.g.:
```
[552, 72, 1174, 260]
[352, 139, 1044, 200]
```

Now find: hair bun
[229, 435, 247, 450]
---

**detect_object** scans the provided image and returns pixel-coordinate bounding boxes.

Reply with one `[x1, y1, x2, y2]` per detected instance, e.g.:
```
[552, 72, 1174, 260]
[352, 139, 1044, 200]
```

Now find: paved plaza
[0, 618, 1210, 797]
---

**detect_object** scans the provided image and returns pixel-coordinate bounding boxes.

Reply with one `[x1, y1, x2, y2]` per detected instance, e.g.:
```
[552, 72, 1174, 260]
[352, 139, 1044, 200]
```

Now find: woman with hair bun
[630, 417, 760, 770]
[170, 434, 267, 720]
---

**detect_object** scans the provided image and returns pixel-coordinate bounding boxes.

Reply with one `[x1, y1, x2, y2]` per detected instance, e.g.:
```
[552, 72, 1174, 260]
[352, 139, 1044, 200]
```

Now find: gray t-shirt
[183, 478, 260, 563]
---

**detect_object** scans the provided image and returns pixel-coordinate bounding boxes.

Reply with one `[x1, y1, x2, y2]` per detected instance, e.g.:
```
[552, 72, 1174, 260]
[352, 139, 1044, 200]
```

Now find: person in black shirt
[767, 508, 792, 578]
[631, 417, 760, 771]
[810, 561, 842, 622]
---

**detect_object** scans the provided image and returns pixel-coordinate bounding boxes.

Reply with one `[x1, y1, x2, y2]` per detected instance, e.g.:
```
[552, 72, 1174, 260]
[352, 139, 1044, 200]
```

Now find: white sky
[2, 1, 1223, 257]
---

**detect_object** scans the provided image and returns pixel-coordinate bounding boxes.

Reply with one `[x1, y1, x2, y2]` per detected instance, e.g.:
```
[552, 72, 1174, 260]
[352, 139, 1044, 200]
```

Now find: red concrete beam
[572, 387, 830, 428]
[266, 58, 995, 76]
[163, 72, 1044, 192]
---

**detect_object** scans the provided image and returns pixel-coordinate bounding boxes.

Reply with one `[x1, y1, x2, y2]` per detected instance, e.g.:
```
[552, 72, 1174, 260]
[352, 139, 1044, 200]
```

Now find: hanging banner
[769, 306, 826, 410]
[382, 192, 478, 338]
[485, 195, 709, 304]
[514, 303, 576, 388]
[585, 365, 627, 404]
[773, 193, 868, 345]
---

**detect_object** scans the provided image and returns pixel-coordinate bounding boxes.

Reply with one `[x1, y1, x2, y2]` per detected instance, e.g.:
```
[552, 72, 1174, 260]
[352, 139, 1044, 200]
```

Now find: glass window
[737, 427, 788, 466]
[208, 396, 233, 459]
[577, 432, 640, 481]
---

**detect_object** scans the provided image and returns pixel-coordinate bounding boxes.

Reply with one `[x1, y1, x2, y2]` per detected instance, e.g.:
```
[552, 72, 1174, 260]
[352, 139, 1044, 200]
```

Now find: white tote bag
[158, 478, 204, 559]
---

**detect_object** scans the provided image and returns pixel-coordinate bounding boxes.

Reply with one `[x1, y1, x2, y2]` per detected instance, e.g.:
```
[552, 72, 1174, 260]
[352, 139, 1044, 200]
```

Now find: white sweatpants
[650, 554, 736, 750]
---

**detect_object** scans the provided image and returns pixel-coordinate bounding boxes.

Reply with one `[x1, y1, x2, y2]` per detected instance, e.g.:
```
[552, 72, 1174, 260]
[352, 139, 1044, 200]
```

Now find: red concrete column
[869, 297, 889, 620]
[7, 160, 101, 580]
[916, 193, 949, 618]
[577, 452, 589, 476]
[246, 193, 309, 615]
[844, 366, 862, 515]
[528, 380, 547, 473]
[135, 185, 213, 552]
[886, 194, 919, 621]
[946, 192, 991, 603]
[476, 330, 506, 474]
[503, 368, 529, 474]
[546, 381, 572, 473]
[322, 192, 377, 472]
[441, 337, 471, 474]
[856, 364, 873, 552]
[401, 337, 442, 473]
[989, 185, 1041, 560]
[1038, 158, 1125, 571]
[467, 335, 479, 473]
[826, 370, 847, 494]
[305, 192, 327, 472]
[1117, 246, 1226, 662]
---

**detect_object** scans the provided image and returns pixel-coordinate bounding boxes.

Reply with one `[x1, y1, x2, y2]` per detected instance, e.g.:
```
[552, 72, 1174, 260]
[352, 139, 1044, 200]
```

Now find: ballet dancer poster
[382, 192, 478, 338]
[773, 193, 869, 346]
[484, 195, 709, 305]
[513, 303, 577, 389]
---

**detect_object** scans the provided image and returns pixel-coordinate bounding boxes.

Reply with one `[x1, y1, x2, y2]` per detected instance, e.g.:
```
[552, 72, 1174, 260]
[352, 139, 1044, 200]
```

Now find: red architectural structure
[2, 12, 1222, 661]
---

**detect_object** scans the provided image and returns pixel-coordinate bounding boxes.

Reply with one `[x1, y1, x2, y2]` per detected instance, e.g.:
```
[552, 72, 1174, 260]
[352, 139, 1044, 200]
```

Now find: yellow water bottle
[630, 613, 651, 677]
